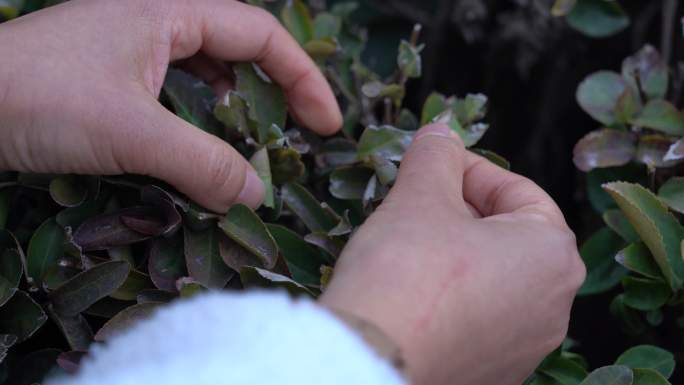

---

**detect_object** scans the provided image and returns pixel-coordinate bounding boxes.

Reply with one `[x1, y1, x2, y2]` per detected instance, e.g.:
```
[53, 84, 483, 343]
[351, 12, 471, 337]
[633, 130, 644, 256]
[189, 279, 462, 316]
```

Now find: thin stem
[661, 0, 678, 66]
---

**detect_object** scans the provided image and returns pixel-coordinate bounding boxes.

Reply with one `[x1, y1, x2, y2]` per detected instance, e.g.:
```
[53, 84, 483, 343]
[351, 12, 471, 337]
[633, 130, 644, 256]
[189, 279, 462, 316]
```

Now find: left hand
[0, 0, 342, 212]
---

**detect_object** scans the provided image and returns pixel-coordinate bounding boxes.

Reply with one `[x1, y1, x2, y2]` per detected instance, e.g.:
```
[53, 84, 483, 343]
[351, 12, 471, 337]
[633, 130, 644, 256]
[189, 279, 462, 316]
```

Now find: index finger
[463, 151, 566, 225]
[169, 0, 342, 135]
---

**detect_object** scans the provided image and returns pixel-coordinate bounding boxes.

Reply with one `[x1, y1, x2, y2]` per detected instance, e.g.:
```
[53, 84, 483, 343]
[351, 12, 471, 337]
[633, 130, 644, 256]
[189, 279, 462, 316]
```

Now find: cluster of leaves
[523, 2, 683, 385]
[0, 0, 499, 383]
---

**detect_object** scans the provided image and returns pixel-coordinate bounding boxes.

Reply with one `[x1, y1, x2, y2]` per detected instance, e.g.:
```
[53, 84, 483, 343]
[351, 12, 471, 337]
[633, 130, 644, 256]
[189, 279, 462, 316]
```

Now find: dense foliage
[0, 0, 681, 385]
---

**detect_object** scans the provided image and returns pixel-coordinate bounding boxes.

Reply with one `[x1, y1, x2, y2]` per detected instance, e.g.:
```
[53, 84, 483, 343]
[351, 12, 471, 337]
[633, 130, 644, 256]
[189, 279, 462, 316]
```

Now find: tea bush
[0, 1, 680, 385]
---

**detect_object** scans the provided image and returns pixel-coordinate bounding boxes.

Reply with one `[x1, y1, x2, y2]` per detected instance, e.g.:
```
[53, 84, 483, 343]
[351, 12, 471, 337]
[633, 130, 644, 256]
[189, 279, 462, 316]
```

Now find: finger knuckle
[206, 147, 245, 204]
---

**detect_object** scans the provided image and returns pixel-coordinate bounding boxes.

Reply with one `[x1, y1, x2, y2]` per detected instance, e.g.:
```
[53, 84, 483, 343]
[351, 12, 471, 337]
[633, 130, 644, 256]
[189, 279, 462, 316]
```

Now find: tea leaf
[611, 294, 647, 335]
[304, 39, 338, 59]
[421, 92, 448, 125]
[603, 209, 639, 243]
[49, 261, 130, 316]
[622, 276, 671, 311]
[658, 177, 684, 214]
[616, 345, 675, 378]
[330, 167, 375, 200]
[313, 12, 341, 39]
[48, 310, 93, 351]
[49, 176, 88, 208]
[214, 91, 252, 137]
[184, 226, 234, 288]
[218, 204, 278, 269]
[267, 224, 325, 286]
[73, 207, 165, 251]
[281, 0, 314, 45]
[304, 232, 344, 259]
[538, 354, 588, 385]
[573, 129, 636, 172]
[615, 243, 662, 279]
[27, 217, 64, 283]
[357, 125, 413, 162]
[318, 138, 358, 167]
[576, 71, 627, 125]
[281, 183, 339, 232]
[632, 100, 684, 136]
[250, 148, 275, 208]
[632, 369, 670, 385]
[57, 351, 86, 374]
[240, 266, 315, 297]
[163, 69, 222, 137]
[110, 268, 154, 301]
[148, 234, 186, 292]
[579, 365, 632, 385]
[433, 109, 488, 147]
[234, 63, 287, 144]
[566, 0, 629, 38]
[0, 291, 47, 342]
[622, 45, 668, 101]
[94, 302, 161, 341]
[578, 227, 627, 296]
[397, 40, 423, 79]
[0, 248, 22, 308]
[635, 135, 678, 168]
[604, 182, 684, 289]
[270, 148, 306, 185]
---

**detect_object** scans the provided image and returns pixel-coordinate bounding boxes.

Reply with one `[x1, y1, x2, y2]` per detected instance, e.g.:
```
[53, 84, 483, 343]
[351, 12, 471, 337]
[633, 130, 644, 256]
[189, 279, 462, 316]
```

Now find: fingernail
[236, 170, 265, 208]
[415, 123, 459, 141]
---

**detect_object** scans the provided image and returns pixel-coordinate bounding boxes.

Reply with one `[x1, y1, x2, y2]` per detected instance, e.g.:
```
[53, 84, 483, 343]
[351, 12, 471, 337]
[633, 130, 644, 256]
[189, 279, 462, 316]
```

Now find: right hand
[321, 123, 586, 385]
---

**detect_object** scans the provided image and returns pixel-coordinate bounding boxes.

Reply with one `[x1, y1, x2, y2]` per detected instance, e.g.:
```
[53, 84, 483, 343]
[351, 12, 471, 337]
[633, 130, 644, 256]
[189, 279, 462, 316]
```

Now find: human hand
[320, 124, 586, 385]
[0, 0, 341, 212]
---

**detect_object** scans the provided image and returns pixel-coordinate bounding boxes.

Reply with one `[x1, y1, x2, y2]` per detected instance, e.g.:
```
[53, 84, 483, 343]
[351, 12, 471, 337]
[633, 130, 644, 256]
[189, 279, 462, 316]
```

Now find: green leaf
[632, 369, 671, 385]
[329, 167, 375, 200]
[539, 355, 588, 385]
[48, 176, 88, 208]
[573, 129, 636, 172]
[470, 149, 511, 170]
[0, 291, 47, 342]
[615, 243, 662, 279]
[313, 12, 342, 39]
[304, 39, 338, 59]
[147, 235, 186, 292]
[94, 302, 161, 342]
[270, 148, 306, 185]
[218, 204, 278, 269]
[635, 135, 678, 168]
[319, 138, 358, 167]
[578, 227, 627, 296]
[616, 346, 675, 378]
[579, 366, 633, 385]
[184, 226, 234, 289]
[632, 100, 684, 136]
[250, 148, 275, 208]
[604, 182, 684, 289]
[421, 92, 447, 125]
[586, 165, 645, 213]
[552, 0, 577, 16]
[73, 207, 167, 251]
[281, 0, 314, 45]
[49, 261, 130, 316]
[603, 209, 640, 243]
[622, 276, 671, 311]
[357, 125, 413, 161]
[610, 294, 647, 335]
[304, 232, 344, 259]
[622, 45, 668, 101]
[267, 224, 325, 286]
[397, 40, 423, 79]
[163, 69, 222, 137]
[576, 71, 627, 125]
[0, 0, 23, 19]
[27, 217, 65, 284]
[234, 63, 287, 144]
[110, 268, 153, 301]
[281, 183, 339, 232]
[434, 109, 488, 147]
[658, 177, 684, 213]
[214, 91, 251, 137]
[453, 94, 488, 125]
[0, 248, 22, 308]
[566, 0, 629, 38]
[240, 266, 315, 297]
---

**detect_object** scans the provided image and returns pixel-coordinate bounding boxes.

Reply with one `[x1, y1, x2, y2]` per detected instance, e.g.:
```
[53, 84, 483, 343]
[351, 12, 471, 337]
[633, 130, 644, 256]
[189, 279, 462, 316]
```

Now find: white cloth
[46, 291, 407, 385]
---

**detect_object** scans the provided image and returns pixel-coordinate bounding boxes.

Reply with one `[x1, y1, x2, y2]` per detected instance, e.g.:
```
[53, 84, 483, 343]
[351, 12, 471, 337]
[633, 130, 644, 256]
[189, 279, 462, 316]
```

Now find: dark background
[351, 0, 684, 380]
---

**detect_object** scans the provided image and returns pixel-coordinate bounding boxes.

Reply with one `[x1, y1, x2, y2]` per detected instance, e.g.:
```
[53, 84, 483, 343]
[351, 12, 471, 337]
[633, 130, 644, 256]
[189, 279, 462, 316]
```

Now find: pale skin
[0, 1, 586, 384]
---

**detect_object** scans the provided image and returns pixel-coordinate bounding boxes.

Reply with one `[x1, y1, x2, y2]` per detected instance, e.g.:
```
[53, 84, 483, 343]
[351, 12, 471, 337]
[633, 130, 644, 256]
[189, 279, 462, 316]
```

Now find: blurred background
[347, 0, 683, 380]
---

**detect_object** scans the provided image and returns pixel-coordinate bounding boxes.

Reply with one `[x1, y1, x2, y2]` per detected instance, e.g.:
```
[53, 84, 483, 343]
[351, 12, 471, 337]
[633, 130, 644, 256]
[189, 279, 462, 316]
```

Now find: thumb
[387, 123, 468, 213]
[111, 100, 264, 213]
